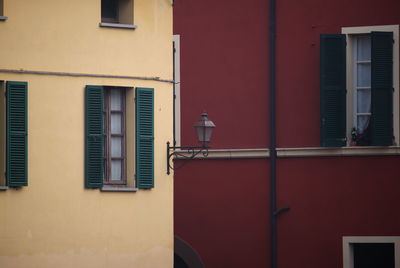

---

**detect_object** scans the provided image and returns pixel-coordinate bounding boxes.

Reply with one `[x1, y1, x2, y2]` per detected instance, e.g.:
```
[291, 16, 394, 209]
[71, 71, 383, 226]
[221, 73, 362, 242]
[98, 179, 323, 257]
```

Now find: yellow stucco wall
[0, 0, 173, 267]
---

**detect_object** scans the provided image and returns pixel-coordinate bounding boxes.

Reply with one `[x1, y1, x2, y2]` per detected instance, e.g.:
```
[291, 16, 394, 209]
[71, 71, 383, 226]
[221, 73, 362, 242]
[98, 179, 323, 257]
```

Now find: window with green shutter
[321, 25, 397, 147]
[6, 81, 28, 187]
[85, 86, 154, 190]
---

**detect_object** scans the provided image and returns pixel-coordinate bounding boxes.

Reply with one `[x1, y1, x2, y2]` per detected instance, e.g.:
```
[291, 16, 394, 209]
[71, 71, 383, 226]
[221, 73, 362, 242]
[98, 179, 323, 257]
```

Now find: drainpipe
[269, 1, 290, 268]
[268, 0, 278, 266]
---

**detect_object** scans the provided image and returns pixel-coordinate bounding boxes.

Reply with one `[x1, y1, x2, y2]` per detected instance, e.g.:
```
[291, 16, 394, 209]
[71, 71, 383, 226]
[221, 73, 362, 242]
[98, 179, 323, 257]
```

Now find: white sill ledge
[99, 22, 137, 29]
[101, 186, 138, 192]
[0, 186, 9, 191]
[0, 16, 8, 21]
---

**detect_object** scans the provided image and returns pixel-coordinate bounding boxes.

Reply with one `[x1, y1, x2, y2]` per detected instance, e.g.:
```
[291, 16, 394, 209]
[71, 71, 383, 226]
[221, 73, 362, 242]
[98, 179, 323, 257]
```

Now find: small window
[0, 0, 7, 21]
[104, 87, 127, 185]
[101, 0, 133, 24]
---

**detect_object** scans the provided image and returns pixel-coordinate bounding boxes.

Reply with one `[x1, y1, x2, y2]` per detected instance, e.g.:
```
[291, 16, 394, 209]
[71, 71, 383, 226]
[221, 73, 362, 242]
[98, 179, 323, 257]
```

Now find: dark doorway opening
[174, 253, 189, 268]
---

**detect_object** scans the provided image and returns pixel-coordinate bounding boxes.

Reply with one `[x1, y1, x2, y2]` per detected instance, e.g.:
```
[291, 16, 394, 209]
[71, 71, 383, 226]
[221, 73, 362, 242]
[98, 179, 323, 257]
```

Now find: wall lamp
[167, 113, 216, 175]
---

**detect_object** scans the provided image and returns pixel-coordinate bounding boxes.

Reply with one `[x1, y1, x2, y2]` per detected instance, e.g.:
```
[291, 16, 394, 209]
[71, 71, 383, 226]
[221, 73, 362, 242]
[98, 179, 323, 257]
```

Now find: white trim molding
[173, 35, 181, 146]
[174, 146, 400, 159]
[277, 146, 400, 157]
[343, 236, 400, 268]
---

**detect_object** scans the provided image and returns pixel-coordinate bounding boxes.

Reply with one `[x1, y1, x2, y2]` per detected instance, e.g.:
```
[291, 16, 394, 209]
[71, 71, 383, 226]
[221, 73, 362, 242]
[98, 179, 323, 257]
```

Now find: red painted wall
[278, 156, 400, 268]
[173, 0, 270, 149]
[174, 0, 400, 149]
[174, 0, 400, 267]
[174, 159, 270, 267]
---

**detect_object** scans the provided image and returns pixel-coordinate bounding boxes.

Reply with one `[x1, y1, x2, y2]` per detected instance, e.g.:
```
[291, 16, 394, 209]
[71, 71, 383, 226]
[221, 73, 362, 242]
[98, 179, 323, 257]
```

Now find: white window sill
[0, 16, 8, 21]
[0, 186, 9, 191]
[101, 186, 138, 192]
[99, 22, 137, 29]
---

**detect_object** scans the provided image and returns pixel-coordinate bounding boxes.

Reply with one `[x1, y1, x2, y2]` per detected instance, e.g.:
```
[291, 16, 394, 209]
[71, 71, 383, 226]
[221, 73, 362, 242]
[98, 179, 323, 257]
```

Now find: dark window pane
[353, 243, 394, 268]
[101, 0, 118, 22]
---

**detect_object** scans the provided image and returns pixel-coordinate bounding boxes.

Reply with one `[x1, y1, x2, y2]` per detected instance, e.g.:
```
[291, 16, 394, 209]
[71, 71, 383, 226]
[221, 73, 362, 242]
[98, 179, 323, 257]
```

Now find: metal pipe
[269, 0, 278, 268]
[0, 69, 174, 84]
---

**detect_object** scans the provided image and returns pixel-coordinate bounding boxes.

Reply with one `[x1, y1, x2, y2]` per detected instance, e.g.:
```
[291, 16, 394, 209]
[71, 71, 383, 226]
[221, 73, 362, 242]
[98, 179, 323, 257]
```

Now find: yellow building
[0, 0, 173, 267]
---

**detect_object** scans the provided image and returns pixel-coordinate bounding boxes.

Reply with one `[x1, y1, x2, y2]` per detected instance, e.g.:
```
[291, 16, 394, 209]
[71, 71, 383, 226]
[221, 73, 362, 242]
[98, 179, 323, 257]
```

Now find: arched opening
[174, 236, 204, 268]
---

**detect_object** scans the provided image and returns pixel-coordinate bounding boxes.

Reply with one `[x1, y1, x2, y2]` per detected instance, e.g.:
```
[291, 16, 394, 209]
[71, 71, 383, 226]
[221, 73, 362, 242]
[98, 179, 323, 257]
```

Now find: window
[100, 0, 134, 27]
[104, 87, 126, 185]
[0, 81, 28, 188]
[343, 236, 400, 268]
[320, 25, 399, 147]
[352, 35, 372, 145]
[85, 85, 154, 190]
[0, 0, 7, 21]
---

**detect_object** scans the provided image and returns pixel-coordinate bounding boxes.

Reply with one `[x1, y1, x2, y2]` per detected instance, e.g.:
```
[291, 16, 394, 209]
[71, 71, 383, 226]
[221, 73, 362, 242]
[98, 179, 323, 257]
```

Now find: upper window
[101, 0, 133, 25]
[320, 25, 399, 147]
[0, 0, 7, 21]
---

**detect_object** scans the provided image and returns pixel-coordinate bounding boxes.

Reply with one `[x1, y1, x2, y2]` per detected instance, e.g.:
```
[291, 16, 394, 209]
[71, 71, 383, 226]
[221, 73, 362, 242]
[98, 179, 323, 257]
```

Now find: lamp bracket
[167, 142, 209, 175]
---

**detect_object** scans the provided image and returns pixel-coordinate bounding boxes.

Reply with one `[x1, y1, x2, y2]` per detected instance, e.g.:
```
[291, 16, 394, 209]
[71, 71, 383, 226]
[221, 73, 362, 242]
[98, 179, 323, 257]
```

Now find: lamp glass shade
[193, 113, 216, 143]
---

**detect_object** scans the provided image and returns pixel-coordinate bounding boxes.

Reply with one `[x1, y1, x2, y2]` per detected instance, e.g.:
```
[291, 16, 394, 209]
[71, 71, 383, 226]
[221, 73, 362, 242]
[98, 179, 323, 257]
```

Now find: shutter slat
[320, 34, 347, 147]
[370, 31, 393, 146]
[7, 81, 28, 187]
[85, 85, 104, 188]
[136, 88, 154, 189]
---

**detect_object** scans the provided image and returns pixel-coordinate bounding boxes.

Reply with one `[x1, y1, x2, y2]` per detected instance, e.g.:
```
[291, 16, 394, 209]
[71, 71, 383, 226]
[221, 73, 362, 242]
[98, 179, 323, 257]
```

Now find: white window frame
[173, 34, 181, 147]
[342, 25, 399, 146]
[343, 236, 400, 268]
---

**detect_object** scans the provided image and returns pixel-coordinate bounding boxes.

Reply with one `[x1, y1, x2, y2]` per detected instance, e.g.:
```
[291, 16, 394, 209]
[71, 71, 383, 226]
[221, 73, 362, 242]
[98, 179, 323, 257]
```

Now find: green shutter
[6, 81, 28, 187]
[320, 34, 347, 147]
[85, 86, 104, 188]
[370, 31, 393, 146]
[136, 87, 154, 189]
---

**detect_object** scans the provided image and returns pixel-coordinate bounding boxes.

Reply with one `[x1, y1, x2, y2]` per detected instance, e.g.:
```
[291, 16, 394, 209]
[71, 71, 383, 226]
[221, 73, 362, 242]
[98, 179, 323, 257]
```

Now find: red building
[173, 0, 400, 267]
